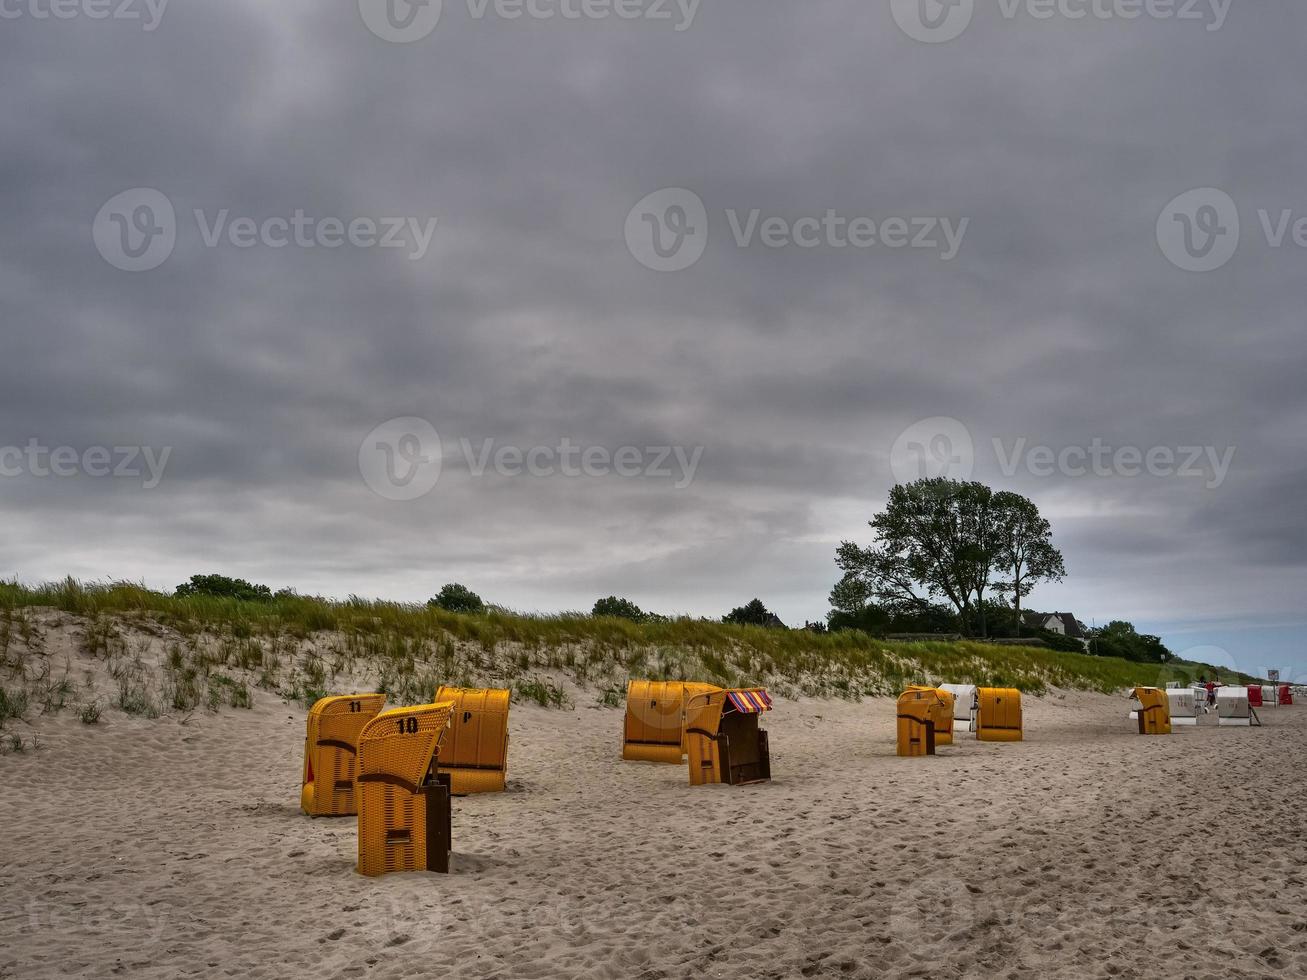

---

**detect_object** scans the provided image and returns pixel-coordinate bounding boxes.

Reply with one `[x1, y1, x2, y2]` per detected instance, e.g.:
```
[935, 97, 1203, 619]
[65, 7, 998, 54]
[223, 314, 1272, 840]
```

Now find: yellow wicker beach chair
[622, 680, 721, 763]
[1132, 687, 1172, 735]
[300, 693, 387, 817]
[904, 685, 955, 747]
[897, 688, 945, 757]
[356, 701, 456, 877]
[684, 688, 772, 786]
[976, 688, 1023, 742]
[433, 686, 509, 794]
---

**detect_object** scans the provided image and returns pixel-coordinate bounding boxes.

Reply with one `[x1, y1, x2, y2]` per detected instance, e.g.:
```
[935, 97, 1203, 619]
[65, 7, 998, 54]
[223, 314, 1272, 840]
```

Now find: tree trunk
[1012, 562, 1022, 637]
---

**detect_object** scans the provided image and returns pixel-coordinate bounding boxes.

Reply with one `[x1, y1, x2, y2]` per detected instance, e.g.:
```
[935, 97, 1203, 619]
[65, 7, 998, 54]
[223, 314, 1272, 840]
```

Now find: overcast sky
[2, 0, 1304, 679]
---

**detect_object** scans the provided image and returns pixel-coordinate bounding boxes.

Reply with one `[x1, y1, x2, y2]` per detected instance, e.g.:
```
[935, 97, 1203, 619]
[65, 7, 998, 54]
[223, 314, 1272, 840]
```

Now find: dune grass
[0, 578, 1263, 727]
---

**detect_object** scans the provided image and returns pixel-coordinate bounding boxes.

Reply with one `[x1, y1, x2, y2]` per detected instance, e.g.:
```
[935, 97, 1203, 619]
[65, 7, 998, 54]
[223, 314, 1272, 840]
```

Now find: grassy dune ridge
[0, 579, 1261, 741]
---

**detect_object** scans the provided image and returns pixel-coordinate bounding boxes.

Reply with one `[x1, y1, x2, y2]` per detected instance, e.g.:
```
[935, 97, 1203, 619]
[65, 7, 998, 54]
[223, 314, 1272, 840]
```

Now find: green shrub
[592, 597, 648, 623]
[428, 583, 485, 614]
[175, 574, 273, 603]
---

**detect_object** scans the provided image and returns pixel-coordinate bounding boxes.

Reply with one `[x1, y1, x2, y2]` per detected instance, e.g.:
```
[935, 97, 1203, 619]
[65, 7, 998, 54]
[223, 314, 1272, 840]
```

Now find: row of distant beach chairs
[1127, 682, 1296, 733]
[298, 679, 1292, 877]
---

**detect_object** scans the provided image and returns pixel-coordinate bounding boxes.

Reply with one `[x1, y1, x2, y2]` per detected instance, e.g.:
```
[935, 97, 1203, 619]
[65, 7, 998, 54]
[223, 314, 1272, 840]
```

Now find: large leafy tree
[835, 479, 999, 633]
[991, 490, 1066, 635]
[834, 479, 1059, 638]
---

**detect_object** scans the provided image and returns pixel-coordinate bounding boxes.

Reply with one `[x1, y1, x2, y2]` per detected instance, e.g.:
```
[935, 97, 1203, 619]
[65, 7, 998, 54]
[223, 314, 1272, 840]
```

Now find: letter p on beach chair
[622, 680, 720, 763]
[1132, 687, 1172, 735]
[684, 688, 772, 786]
[433, 685, 509, 794]
[300, 694, 387, 817]
[976, 688, 1023, 742]
[356, 701, 457, 877]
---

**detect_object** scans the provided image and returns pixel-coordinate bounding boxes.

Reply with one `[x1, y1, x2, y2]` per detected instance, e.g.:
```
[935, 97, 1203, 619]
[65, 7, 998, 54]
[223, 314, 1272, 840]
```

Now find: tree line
[170, 479, 1171, 664]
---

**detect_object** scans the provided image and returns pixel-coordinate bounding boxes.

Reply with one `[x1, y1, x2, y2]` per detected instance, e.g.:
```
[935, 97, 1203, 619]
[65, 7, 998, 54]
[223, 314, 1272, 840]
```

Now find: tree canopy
[723, 598, 785, 628]
[427, 583, 485, 614]
[991, 490, 1066, 634]
[833, 479, 1065, 637]
[1088, 620, 1172, 663]
[175, 574, 272, 603]
[592, 596, 648, 623]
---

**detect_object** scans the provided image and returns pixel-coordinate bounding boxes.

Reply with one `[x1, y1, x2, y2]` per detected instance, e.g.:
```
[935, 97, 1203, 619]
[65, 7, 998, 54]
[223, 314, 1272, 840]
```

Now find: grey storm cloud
[2, 0, 1306, 672]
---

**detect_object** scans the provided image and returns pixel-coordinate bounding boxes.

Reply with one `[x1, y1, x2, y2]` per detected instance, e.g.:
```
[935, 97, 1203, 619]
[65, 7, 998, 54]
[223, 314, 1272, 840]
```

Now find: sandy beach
[3, 682, 1305, 980]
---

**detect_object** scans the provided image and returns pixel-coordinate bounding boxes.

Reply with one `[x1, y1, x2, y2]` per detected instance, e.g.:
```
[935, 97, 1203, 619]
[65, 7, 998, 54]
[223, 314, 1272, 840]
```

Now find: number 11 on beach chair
[300, 693, 386, 817]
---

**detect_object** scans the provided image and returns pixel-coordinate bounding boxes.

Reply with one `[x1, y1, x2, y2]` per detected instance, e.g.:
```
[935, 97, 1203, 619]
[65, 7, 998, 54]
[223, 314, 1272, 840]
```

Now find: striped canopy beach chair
[684, 687, 773, 786]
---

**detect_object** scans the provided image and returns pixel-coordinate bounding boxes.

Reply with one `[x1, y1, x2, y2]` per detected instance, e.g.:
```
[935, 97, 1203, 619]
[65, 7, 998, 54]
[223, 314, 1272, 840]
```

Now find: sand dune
[3, 688, 1306, 979]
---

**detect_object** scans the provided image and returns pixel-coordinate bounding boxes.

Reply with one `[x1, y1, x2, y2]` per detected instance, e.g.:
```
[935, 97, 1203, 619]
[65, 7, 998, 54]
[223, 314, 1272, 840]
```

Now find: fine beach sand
[3, 687, 1306, 979]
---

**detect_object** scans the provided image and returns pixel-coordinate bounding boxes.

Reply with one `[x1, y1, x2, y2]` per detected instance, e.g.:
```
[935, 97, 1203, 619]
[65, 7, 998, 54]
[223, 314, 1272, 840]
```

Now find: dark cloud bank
[2, 1, 1304, 677]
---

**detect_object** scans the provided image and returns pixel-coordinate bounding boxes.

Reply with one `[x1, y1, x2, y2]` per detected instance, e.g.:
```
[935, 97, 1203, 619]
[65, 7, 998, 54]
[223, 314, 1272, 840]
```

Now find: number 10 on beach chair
[684, 688, 773, 786]
[356, 701, 456, 877]
[300, 694, 386, 817]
